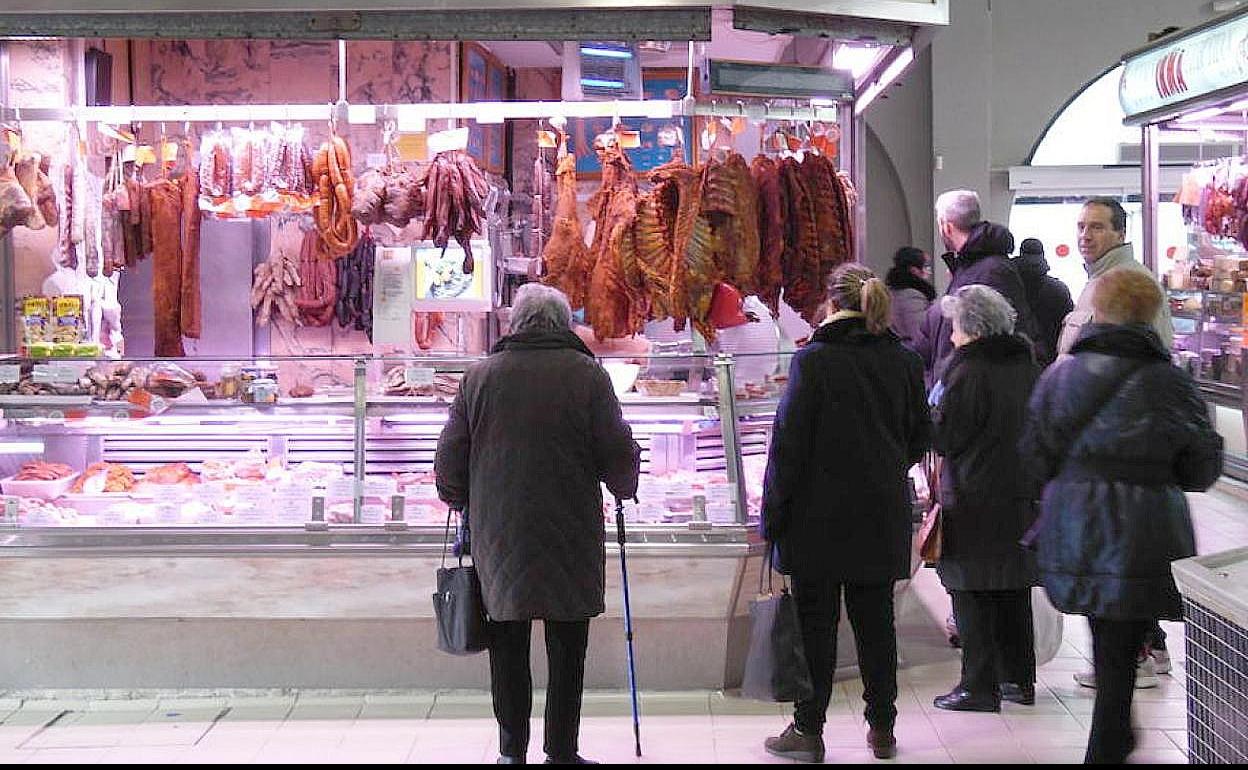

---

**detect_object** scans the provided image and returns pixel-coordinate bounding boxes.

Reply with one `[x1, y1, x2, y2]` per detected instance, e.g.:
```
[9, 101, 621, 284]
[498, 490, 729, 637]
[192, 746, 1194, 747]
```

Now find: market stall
[1120, 8, 1248, 479]
[0, 3, 939, 690]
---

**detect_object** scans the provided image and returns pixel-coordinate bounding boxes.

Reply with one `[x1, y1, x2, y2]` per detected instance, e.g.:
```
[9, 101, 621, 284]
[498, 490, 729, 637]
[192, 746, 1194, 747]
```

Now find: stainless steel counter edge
[0, 525, 763, 559]
[1172, 546, 1248, 629]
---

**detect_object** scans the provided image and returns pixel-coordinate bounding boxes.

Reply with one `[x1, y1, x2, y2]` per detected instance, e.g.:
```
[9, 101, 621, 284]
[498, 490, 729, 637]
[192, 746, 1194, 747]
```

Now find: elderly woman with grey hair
[929, 284, 1041, 714]
[435, 282, 640, 764]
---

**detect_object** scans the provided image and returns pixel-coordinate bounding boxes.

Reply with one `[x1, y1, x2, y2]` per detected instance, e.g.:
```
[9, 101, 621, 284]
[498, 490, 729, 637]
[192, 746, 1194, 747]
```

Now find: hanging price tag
[135, 145, 158, 166]
[161, 141, 179, 163]
[4, 129, 22, 155]
[537, 130, 559, 149]
[395, 132, 428, 162]
[428, 127, 470, 155]
[614, 130, 641, 149]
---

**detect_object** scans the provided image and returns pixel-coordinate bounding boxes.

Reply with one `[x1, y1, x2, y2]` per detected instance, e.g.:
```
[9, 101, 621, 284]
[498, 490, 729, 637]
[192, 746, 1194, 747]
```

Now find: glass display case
[1168, 288, 1246, 391]
[0, 352, 771, 538]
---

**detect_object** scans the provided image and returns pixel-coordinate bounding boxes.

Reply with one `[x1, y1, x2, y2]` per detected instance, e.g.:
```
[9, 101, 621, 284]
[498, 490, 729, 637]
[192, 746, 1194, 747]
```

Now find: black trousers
[791, 577, 898, 735]
[488, 618, 591, 761]
[950, 589, 1035, 696]
[1086, 617, 1151, 764]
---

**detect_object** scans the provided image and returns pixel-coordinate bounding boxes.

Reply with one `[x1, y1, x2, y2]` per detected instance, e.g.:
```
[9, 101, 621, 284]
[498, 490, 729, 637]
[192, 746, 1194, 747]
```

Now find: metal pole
[1141, 124, 1159, 275]
[352, 356, 366, 524]
[848, 101, 867, 264]
[714, 353, 749, 525]
[614, 498, 642, 758]
[0, 44, 13, 354]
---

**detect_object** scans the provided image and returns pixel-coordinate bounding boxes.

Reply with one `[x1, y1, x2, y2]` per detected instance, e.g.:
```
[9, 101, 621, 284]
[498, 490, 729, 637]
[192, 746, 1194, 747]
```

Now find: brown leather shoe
[765, 724, 825, 763]
[867, 728, 897, 759]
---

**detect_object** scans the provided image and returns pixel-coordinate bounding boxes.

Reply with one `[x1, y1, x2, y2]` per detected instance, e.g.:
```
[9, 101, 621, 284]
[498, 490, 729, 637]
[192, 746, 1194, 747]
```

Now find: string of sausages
[313, 135, 358, 258]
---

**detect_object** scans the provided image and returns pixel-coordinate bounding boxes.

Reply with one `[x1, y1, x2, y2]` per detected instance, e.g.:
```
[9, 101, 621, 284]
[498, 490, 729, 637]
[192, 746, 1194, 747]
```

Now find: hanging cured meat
[312, 135, 359, 258]
[252, 245, 301, 327]
[421, 150, 489, 274]
[584, 143, 645, 341]
[148, 180, 186, 357]
[335, 236, 375, 340]
[295, 230, 338, 327]
[751, 156, 785, 317]
[777, 157, 824, 325]
[179, 140, 202, 339]
[700, 152, 760, 295]
[541, 153, 592, 309]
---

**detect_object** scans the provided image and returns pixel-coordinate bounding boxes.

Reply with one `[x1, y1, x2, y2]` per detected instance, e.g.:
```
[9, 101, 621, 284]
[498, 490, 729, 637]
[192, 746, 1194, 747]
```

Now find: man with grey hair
[914, 190, 1037, 384]
[436, 282, 640, 765]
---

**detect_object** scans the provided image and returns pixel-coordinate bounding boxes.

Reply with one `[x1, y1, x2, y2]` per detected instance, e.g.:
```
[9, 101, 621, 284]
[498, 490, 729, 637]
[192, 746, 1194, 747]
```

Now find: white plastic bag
[1033, 586, 1064, 666]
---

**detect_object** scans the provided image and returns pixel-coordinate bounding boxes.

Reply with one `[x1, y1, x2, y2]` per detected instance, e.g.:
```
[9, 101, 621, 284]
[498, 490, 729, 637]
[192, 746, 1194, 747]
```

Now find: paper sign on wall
[396, 133, 428, 162]
[372, 246, 414, 347]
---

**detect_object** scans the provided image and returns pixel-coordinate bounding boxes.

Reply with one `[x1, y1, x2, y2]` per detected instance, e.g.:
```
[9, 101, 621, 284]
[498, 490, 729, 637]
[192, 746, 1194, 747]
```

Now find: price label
[364, 477, 396, 498]
[135, 145, 158, 166]
[276, 492, 311, 524]
[360, 504, 386, 525]
[537, 130, 559, 148]
[157, 503, 181, 525]
[0, 365, 20, 384]
[32, 364, 79, 385]
[428, 127, 470, 155]
[1, 496, 17, 526]
[327, 477, 355, 501]
[100, 507, 125, 527]
[396, 132, 428, 162]
[198, 506, 224, 525]
[160, 141, 179, 163]
[404, 366, 435, 388]
[410, 483, 439, 501]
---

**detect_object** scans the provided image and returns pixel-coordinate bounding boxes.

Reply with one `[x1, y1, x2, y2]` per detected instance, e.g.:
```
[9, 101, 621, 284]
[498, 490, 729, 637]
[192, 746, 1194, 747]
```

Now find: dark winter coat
[435, 329, 641, 622]
[1015, 250, 1074, 368]
[1021, 323, 1222, 621]
[914, 222, 1038, 382]
[886, 266, 936, 349]
[932, 333, 1040, 591]
[762, 316, 932, 582]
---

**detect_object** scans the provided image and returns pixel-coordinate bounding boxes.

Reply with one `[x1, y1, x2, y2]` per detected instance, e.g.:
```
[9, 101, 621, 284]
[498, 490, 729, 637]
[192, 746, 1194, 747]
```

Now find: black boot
[1000, 682, 1035, 706]
[543, 756, 597, 765]
[933, 688, 1000, 713]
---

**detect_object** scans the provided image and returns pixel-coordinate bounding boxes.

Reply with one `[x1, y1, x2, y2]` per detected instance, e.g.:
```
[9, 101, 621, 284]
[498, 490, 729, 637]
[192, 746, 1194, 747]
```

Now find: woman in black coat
[1021, 268, 1222, 765]
[930, 284, 1040, 713]
[761, 264, 931, 763]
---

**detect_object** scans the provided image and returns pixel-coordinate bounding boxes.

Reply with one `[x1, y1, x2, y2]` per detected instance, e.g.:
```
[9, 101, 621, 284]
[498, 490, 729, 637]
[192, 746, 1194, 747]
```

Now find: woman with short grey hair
[929, 283, 1041, 713]
[510, 282, 573, 334]
[436, 281, 640, 764]
[941, 284, 1018, 345]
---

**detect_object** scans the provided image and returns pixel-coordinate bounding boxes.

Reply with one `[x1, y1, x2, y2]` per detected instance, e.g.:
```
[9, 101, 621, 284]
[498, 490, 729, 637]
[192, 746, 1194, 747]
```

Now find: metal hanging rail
[0, 99, 840, 126]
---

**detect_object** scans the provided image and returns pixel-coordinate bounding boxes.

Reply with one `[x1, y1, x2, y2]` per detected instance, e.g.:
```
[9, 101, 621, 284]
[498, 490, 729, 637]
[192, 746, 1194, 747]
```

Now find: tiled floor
[0, 489, 1242, 765]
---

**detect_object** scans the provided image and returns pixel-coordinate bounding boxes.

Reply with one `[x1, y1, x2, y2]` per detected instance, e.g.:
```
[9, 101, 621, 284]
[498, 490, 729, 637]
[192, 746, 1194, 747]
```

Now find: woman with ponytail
[762, 264, 932, 763]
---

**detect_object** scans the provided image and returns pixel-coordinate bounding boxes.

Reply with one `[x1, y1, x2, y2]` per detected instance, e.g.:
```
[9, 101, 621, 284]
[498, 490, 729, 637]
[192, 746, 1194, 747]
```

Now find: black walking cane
[614, 497, 643, 757]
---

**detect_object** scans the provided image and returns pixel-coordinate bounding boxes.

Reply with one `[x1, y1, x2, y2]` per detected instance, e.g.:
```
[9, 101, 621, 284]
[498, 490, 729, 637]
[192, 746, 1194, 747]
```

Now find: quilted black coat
[932, 333, 1040, 591]
[1021, 323, 1223, 621]
[761, 317, 931, 582]
[435, 330, 641, 622]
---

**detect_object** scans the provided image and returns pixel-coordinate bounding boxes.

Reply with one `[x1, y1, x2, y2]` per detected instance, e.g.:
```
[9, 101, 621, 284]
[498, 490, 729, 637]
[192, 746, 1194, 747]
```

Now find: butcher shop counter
[0, 352, 794, 691]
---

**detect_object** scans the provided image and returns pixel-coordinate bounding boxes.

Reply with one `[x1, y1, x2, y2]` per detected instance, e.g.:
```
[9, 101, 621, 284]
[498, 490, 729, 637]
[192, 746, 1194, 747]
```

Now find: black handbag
[741, 547, 814, 703]
[432, 509, 489, 656]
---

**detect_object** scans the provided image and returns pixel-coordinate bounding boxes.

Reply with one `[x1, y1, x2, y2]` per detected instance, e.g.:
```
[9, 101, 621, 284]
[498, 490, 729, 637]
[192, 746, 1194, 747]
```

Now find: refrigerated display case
[1120, 8, 1248, 478]
[0, 351, 774, 689]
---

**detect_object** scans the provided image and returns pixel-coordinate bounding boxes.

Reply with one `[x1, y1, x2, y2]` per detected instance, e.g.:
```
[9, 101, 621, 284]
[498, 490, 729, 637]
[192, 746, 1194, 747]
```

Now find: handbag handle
[441, 508, 467, 569]
[757, 542, 789, 596]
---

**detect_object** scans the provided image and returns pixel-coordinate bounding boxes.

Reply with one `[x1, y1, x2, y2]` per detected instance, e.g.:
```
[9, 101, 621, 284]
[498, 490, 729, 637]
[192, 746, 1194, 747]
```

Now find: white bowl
[602, 363, 641, 397]
[1, 474, 76, 501]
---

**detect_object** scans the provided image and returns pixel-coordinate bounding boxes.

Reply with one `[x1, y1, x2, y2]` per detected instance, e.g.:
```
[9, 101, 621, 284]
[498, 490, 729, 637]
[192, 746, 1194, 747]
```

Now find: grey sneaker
[1074, 655, 1159, 689]
[1149, 647, 1172, 674]
[765, 723, 825, 763]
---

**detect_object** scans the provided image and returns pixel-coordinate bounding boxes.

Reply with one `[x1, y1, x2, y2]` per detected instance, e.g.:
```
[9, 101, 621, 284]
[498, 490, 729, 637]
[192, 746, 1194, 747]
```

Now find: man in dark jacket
[435, 283, 641, 765]
[913, 190, 1037, 383]
[762, 265, 931, 763]
[1021, 268, 1222, 764]
[1015, 238, 1073, 367]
